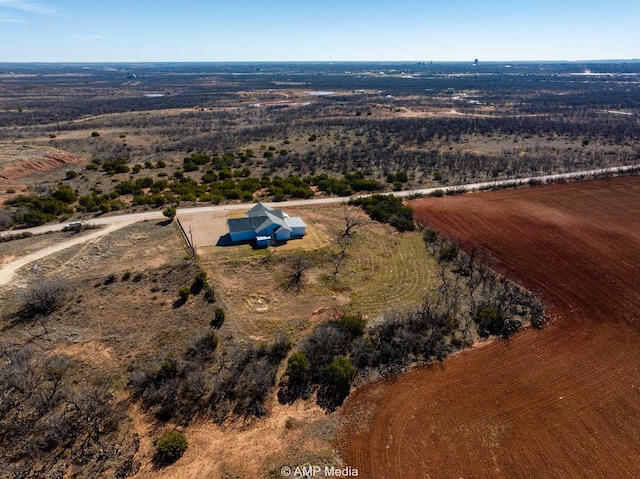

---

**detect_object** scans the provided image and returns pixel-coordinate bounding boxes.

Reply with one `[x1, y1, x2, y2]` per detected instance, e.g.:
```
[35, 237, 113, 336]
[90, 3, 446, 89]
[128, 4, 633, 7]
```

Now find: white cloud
[0, 0, 57, 15]
[0, 12, 27, 21]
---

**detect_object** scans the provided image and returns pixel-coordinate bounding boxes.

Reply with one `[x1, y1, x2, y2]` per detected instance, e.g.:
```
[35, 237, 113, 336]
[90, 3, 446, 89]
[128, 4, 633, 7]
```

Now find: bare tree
[68, 377, 116, 450]
[20, 279, 69, 319]
[329, 236, 350, 281]
[339, 211, 362, 241]
[329, 211, 362, 281]
[285, 255, 312, 292]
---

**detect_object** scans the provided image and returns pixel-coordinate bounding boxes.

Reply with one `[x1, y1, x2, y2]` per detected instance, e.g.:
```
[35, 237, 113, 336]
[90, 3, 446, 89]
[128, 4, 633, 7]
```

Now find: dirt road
[0, 220, 137, 287]
[2, 165, 636, 239]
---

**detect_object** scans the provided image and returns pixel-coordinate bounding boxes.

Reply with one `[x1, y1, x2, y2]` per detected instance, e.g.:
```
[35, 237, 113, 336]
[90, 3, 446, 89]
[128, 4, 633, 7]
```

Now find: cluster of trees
[12, 157, 388, 224]
[279, 231, 547, 409]
[350, 194, 415, 231]
[3, 62, 640, 129]
[102, 156, 130, 175]
[0, 346, 137, 478]
[425, 232, 548, 335]
[279, 315, 363, 409]
[78, 191, 127, 213]
[6, 185, 76, 226]
[129, 329, 291, 426]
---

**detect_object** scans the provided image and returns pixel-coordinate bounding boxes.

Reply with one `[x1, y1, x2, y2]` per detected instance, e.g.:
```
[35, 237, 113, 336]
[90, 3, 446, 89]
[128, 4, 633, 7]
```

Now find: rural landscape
[1, 60, 639, 478]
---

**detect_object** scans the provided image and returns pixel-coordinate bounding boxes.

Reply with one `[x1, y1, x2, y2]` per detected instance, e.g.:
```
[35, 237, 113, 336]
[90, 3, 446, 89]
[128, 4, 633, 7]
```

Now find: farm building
[227, 202, 306, 246]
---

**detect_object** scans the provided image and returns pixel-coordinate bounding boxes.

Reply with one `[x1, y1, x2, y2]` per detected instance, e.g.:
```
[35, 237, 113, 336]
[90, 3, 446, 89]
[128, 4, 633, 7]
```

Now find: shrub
[395, 171, 409, 183]
[423, 229, 438, 244]
[323, 355, 355, 391]
[186, 331, 219, 359]
[52, 184, 77, 204]
[210, 307, 225, 328]
[334, 314, 366, 339]
[178, 287, 190, 302]
[203, 283, 215, 302]
[20, 279, 69, 318]
[285, 352, 309, 386]
[438, 245, 458, 262]
[162, 207, 177, 221]
[0, 209, 15, 230]
[193, 271, 207, 292]
[91, 131, 100, 137]
[155, 430, 187, 465]
[473, 306, 502, 338]
[0, 231, 32, 242]
[349, 194, 414, 231]
[103, 157, 130, 175]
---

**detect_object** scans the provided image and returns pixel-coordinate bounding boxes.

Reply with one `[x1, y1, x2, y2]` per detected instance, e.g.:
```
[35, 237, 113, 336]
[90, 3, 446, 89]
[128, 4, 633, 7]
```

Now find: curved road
[0, 165, 637, 287]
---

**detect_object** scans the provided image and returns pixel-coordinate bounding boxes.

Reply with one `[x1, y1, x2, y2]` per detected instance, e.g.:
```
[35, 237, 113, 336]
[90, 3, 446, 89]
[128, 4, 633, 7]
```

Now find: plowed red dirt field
[336, 176, 640, 479]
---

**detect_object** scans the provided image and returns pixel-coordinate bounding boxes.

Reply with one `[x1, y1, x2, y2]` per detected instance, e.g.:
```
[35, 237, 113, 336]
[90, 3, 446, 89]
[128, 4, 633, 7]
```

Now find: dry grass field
[0, 203, 440, 478]
[199, 204, 438, 342]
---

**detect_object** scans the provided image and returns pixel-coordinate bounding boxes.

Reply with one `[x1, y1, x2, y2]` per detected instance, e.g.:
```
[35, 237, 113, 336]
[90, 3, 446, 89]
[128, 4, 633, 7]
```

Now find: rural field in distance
[1, 61, 639, 478]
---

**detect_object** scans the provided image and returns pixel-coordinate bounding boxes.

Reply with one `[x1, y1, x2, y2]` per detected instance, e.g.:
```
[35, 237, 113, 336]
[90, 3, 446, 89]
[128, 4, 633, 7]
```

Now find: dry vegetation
[1, 62, 638, 478]
[0, 204, 447, 478]
[201, 205, 438, 343]
[0, 198, 537, 477]
[2, 63, 639, 232]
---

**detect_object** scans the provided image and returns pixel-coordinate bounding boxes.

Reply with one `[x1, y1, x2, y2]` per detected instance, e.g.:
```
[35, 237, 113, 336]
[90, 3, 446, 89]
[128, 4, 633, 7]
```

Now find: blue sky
[0, 0, 638, 62]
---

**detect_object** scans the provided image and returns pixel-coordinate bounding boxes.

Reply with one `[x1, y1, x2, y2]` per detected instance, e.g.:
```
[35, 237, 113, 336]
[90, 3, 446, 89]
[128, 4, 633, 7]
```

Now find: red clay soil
[336, 176, 640, 479]
[0, 146, 85, 203]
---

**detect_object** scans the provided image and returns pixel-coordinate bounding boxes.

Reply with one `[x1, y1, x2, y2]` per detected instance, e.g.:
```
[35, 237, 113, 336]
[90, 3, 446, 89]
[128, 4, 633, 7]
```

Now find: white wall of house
[285, 217, 306, 237]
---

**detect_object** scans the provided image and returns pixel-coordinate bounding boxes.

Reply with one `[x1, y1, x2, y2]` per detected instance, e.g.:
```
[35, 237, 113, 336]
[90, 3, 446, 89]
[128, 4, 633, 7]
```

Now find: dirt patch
[0, 144, 86, 202]
[133, 399, 338, 479]
[177, 209, 229, 248]
[337, 176, 640, 478]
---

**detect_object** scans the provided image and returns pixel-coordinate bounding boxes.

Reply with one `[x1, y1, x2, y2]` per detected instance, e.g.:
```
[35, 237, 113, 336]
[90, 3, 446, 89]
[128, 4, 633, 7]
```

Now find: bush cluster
[154, 430, 187, 465]
[280, 234, 546, 410]
[129, 332, 290, 425]
[0, 347, 121, 475]
[8, 187, 75, 226]
[350, 194, 415, 231]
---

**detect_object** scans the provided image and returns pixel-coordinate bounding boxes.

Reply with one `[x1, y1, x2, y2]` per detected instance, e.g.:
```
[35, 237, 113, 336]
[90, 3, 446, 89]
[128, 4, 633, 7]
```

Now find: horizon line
[1, 59, 640, 65]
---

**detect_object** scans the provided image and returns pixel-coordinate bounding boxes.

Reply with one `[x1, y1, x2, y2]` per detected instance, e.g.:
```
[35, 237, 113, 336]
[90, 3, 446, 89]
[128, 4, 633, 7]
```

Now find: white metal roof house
[227, 202, 307, 246]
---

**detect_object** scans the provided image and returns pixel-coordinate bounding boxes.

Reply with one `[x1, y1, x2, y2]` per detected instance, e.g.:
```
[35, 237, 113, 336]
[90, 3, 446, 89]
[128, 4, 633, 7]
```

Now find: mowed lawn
[198, 204, 439, 341]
